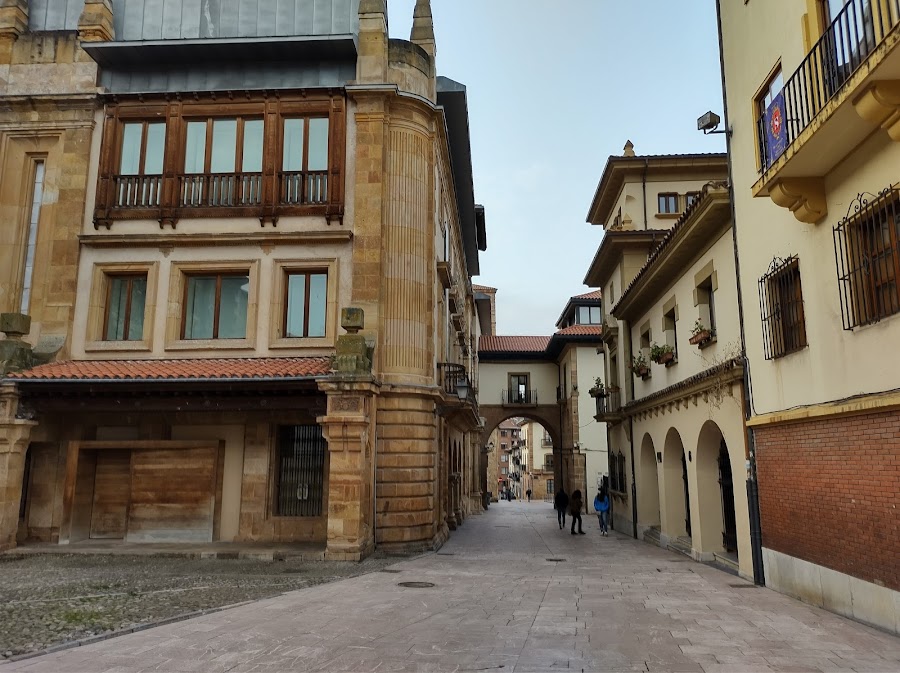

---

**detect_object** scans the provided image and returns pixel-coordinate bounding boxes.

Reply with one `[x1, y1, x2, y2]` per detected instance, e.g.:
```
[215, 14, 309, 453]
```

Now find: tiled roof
[6, 357, 332, 381]
[555, 325, 603, 337]
[572, 290, 602, 300]
[478, 336, 551, 353]
[472, 284, 497, 292]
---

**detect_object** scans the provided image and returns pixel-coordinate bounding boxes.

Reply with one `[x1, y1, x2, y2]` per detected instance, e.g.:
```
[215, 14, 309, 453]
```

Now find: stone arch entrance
[479, 405, 562, 450]
[696, 420, 738, 557]
[638, 433, 660, 530]
[662, 427, 690, 540]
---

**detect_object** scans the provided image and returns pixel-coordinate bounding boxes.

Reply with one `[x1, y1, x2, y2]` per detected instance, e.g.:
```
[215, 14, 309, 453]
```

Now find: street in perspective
[0, 0, 899, 671]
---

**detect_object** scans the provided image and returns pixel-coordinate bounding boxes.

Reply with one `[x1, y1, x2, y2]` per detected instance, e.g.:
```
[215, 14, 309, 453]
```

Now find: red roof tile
[472, 284, 497, 292]
[555, 325, 603, 337]
[478, 336, 551, 353]
[6, 357, 332, 381]
[572, 290, 602, 300]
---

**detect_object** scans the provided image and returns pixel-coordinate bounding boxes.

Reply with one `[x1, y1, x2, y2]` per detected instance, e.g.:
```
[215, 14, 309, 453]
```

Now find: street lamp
[455, 376, 470, 401]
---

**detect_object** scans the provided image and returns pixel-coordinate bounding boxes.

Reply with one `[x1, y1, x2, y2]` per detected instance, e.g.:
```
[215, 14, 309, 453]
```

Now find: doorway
[718, 440, 738, 553]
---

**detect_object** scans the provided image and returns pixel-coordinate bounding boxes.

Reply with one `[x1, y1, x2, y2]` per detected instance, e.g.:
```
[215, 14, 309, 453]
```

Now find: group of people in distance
[554, 486, 610, 536]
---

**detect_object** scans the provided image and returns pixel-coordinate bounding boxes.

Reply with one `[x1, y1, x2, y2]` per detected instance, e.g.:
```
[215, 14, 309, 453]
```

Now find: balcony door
[509, 374, 529, 404]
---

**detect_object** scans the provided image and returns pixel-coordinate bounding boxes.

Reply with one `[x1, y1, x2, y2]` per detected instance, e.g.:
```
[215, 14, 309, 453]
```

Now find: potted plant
[650, 342, 676, 365]
[689, 319, 712, 346]
[630, 352, 650, 378]
[589, 377, 607, 398]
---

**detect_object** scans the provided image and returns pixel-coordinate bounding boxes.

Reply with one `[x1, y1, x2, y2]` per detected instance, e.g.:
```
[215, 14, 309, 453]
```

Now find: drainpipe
[624, 318, 638, 540]
[715, 0, 765, 587]
[642, 160, 649, 229]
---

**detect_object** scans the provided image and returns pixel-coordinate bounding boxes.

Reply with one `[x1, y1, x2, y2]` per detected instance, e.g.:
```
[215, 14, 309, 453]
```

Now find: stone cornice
[624, 357, 744, 418]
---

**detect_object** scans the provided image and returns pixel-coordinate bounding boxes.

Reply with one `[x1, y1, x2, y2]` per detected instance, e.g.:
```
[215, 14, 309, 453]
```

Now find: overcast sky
[387, 1, 726, 335]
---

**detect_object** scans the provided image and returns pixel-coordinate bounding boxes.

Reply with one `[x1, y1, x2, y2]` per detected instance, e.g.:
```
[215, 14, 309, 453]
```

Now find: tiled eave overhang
[612, 185, 732, 322]
[582, 229, 668, 289]
[586, 153, 728, 225]
[623, 357, 744, 417]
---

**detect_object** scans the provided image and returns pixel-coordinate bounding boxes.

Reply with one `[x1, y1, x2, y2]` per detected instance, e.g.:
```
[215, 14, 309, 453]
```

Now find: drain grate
[398, 581, 435, 589]
[546, 558, 567, 562]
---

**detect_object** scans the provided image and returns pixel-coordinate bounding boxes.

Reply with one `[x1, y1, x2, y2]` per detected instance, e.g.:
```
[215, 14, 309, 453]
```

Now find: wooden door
[127, 447, 216, 543]
[89, 451, 132, 539]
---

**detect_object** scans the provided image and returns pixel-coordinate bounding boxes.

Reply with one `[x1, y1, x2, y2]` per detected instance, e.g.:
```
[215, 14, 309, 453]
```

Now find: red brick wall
[755, 409, 900, 591]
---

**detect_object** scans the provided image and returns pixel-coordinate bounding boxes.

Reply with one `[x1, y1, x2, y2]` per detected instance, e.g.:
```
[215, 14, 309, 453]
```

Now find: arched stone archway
[662, 427, 690, 541]
[638, 433, 661, 530]
[696, 420, 738, 558]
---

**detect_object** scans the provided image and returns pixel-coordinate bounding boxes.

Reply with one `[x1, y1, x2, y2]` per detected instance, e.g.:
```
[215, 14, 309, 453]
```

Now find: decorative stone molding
[853, 80, 900, 142]
[78, 0, 115, 42]
[0, 0, 27, 40]
[768, 178, 828, 224]
[410, 0, 435, 58]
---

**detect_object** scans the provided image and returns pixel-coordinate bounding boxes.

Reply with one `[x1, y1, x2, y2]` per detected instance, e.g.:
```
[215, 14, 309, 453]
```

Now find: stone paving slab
[2, 501, 899, 672]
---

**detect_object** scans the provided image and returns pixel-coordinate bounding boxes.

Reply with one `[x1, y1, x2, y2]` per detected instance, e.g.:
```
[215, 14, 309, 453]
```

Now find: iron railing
[594, 391, 622, 417]
[281, 170, 328, 205]
[833, 186, 900, 329]
[180, 173, 264, 207]
[275, 425, 326, 517]
[758, 256, 808, 359]
[437, 362, 477, 407]
[757, 0, 900, 172]
[502, 389, 538, 405]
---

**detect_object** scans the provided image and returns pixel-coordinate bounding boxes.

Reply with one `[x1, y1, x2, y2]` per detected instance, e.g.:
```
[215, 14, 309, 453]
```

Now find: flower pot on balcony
[656, 351, 675, 365]
[589, 387, 608, 398]
[633, 365, 649, 378]
[689, 329, 711, 346]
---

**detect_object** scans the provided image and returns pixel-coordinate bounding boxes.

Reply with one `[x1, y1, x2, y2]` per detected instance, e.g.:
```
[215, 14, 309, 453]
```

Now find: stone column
[0, 383, 35, 552]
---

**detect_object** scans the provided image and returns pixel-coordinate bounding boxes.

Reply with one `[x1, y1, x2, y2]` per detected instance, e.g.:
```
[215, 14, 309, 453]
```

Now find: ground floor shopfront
[0, 360, 484, 559]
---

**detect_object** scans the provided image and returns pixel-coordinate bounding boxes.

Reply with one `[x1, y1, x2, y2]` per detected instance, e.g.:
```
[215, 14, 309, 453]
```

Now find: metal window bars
[276, 425, 326, 517]
[757, 0, 900, 172]
[758, 255, 808, 360]
[833, 186, 900, 329]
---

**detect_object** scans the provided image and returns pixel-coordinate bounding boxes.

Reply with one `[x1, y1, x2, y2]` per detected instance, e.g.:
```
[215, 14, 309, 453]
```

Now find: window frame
[118, 120, 167, 176]
[759, 256, 809, 359]
[181, 271, 250, 341]
[658, 193, 679, 214]
[282, 269, 329, 339]
[103, 273, 148, 342]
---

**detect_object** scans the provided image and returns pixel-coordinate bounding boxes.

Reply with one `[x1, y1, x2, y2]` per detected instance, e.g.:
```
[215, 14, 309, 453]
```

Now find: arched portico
[661, 427, 690, 542]
[695, 420, 739, 559]
[479, 405, 562, 450]
[637, 433, 661, 530]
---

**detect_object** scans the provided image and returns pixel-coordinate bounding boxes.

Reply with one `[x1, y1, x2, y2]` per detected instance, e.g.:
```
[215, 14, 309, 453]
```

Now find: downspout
[716, 0, 765, 587]
[624, 318, 638, 540]
[642, 159, 649, 229]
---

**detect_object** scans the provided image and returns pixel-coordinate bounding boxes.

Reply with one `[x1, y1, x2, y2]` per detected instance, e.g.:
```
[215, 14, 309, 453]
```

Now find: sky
[386, 0, 727, 335]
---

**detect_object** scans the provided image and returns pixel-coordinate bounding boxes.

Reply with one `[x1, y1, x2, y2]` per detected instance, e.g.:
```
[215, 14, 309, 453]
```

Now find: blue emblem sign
[765, 92, 787, 168]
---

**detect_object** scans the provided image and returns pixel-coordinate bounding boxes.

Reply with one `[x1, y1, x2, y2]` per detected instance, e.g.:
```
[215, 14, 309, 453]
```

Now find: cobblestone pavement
[0, 553, 394, 661]
[4, 502, 900, 672]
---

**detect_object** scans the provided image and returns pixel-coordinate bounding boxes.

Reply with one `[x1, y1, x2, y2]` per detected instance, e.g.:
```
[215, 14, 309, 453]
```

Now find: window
[182, 117, 264, 207]
[501, 454, 508, 463]
[501, 467, 508, 476]
[658, 193, 678, 214]
[663, 304, 678, 362]
[283, 271, 327, 338]
[282, 117, 330, 204]
[610, 452, 627, 493]
[544, 454, 554, 470]
[685, 192, 700, 208]
[500, 430, 507, 437]
[116, 122, 166, 207]
[697, 274, 717, 336]
[104, 275, 147, 341]
[834, 186, 900, 328]
[756, 68, 785, 170]
[760, 257, 808, 359]
[182, 273, 249, 339]
[507, 374, 531, 404]
[547, 479, 554, 494]
[275, 425, 326, 517]
[577, 306, 602, 325]
[501, 443, 507, 450]
[20, 160, 45, 314]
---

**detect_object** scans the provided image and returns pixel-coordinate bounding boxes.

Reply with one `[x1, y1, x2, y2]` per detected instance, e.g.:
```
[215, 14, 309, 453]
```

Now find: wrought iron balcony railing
[502, 389, 538, 405]
[437, 363, 477, 408]
[594, 391, 623, 419]
[757, 0, 900, 172]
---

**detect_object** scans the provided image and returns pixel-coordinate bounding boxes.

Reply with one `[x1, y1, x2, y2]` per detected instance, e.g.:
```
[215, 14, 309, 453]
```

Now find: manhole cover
[546, 558, 567, 562]
[398, 581, 435, 589]
[728, 583, 759, 589]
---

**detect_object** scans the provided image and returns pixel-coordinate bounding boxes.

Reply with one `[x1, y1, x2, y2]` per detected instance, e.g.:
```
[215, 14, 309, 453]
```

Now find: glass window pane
[218, 275, 248, 339]
[127, 277, 146, 341]
[106, 277, 129, 340]
[184, 276, 216, 339]
[120, 123, 143, 175]
[283, 119, 305, 172]
[590, 307, 601, 324]
[308, 118, 329, 171]
[242, 119, 264, 173]
[210, 119, 237, 173]
[286, 273, 307, 337]
[307, 273, 327, 337]
[144, 123, 166, 175]
[184, 121, 207, 174]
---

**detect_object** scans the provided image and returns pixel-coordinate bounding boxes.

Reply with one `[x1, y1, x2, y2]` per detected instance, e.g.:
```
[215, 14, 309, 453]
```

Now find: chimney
[623, 140, 635, 158]
[357, 0, 388, 83]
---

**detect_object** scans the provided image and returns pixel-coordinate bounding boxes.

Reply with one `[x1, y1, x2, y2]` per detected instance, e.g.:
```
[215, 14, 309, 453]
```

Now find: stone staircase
[667, 536, 694, 559]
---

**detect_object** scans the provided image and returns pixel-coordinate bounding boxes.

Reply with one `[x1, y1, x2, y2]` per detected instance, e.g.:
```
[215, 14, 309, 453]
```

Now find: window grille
[833, 186, 900, 329]
[759, 256, 808, 359]
[610, 451, 626, 493]
[275, 425, 326, 517]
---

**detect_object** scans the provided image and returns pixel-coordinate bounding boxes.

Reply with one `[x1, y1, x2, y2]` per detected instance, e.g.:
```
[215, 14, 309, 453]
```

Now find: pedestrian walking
[569, 489, 585, 535]
[526, 489, 532, 502]
[554, 489, 569, 529]
[593, 487, 610, 536]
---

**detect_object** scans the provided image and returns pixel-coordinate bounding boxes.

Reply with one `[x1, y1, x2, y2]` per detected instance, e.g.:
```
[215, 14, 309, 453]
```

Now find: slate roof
[6, 357, 332, 381]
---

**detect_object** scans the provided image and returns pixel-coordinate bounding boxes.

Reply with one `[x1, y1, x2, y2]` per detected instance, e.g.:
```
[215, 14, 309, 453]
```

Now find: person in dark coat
[554, 489, 569, 529]
[569, 489, 585, 535]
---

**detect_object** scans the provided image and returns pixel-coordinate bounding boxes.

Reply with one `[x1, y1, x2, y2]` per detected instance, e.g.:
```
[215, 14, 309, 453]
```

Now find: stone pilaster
[0, 383, 35, 552]
[78, 0, 115, 42]
[357, 0, 388, 84]
[318, 379, 378, 561]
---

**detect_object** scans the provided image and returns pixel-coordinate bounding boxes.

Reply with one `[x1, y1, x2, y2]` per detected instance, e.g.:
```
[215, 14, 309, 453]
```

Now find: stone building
[716, 0, 900, 632]
[0, 0, 488, 560]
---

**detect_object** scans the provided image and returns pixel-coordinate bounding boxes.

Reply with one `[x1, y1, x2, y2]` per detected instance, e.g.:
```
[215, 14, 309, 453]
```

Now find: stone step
[712, 551, 740, 574]
[643, 526, 661, 545]
[667, 536, 693, 559]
